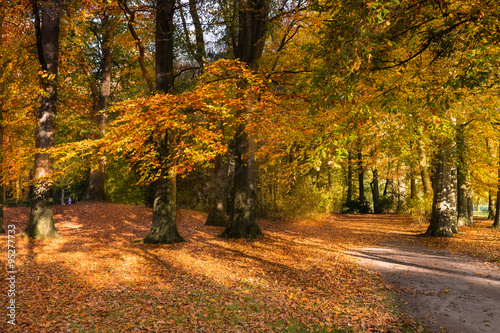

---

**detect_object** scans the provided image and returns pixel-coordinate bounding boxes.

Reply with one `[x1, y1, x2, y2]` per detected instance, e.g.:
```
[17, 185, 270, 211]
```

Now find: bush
[341, 199, 371, 214]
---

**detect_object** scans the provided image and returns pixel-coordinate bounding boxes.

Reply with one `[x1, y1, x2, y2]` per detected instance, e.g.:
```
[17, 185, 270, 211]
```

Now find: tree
[24, 0, 61, 239]
[83, 3, 116, 202]
[425, 141, 458, 237]
[142, 0, 184, 244]
[220, 0, 270, 238]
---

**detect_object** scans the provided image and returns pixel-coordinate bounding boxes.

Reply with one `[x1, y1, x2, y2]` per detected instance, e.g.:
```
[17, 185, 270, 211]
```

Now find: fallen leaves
[4, 204, 496, 332]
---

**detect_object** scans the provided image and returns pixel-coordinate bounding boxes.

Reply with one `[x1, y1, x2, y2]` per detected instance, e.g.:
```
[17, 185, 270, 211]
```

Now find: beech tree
[24, 0, 61, 239]
[142, 0, 184, 244]
[220, 0, 270, 238]
[83, 4, 117, 202]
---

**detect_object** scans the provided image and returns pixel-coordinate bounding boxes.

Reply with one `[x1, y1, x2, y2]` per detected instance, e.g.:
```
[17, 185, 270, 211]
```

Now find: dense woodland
[1, 0, 500, 241]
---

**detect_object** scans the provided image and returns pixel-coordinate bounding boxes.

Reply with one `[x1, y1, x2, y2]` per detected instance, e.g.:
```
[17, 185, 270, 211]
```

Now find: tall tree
[83, 5, 114, 202]
[220, 0, 270, 238]
[425, 142, 458, 237]
[142, 0, 184, 244]
[456, 124, 473, 226]
[493, 142, 500, 229]
[24, 0, 61, 239]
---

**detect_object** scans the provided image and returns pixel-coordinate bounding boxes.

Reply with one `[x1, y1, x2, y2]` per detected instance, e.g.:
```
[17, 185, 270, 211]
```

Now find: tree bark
[24, 0, 60, 239]
[410, 168, 417, 200]
[346, 151, 352, 202]
[84, 12, 112, 202]
[493, 142, 500, 229]
[143, 0, 184, 244]
[418, 143, 432, 195]
[488, 190, 496, 220]
[372, 167, 380, 213]
[221, 122, 262, 238]
[358, 146, 364, 204]
[425, 143, 458, 237]
[205, 154, 229, 227]
[456, 125, 472, 226]
[221, 0, 269, 238]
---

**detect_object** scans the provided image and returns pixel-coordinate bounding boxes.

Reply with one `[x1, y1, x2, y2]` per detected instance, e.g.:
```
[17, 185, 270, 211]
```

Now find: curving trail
[347, 243, 500, 333]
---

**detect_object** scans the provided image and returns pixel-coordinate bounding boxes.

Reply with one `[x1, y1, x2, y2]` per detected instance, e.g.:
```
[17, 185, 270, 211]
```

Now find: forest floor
[1, 202, 499, 332]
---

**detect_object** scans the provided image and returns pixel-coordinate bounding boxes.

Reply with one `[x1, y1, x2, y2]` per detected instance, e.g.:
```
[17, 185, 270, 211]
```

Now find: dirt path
[346, 243, 500, 333]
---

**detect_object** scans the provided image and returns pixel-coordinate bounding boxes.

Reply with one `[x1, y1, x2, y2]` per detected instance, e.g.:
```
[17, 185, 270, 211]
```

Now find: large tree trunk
[425, 143, 458, 237]
[221, 0, 269, 239]
[221, 123, 262, 238]
[488, 190, 496, 220]
[84, 13, 111, 202]
[143, 136, 183, 243]
[24, 1, 60, 239]
[143, 0, 184, 244]
[494, 188, 500, 229]
[205, 154, 229, 227]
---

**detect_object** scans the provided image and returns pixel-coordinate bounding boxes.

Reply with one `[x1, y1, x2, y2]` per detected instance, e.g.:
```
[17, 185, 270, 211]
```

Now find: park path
[346, 243, 500, 333]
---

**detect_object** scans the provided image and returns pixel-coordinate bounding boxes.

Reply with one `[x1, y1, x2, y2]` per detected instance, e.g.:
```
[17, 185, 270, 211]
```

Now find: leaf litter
[1, 203, 498, 332]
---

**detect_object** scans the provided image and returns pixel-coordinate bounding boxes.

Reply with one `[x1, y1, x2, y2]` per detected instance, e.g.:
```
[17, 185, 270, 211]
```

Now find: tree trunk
[488, 190, 496, 220]
[205, 154, 229, 227]
[425, 143, 458, 237]
[221, 0, 269, 238]
[410, 167, 417, 200]
[493, 142, 500, 229]
[143, 136, 183, 243]
[372, 167, 380, 213]
[24, 1, 60, 239]
[143, 0, 184, 244]
[456, 125, 472, 226]
[494, 187, 500, 229]
[221, 123, 262, 238]
[84, 12, 112, 202]
[358, 148, 364, 204]
[346, 151, 353, 202]
[467, 190, 474, 226]
[418, 143, 432, 195]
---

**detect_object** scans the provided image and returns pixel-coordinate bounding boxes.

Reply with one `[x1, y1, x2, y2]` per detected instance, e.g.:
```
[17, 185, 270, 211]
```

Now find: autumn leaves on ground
[2, 203, 500, 332]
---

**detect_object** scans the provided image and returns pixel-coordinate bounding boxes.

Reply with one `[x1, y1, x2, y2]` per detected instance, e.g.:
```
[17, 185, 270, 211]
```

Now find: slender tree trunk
[372, 167, 380, 213]
[24, 1, 60, 239]
[467, 190, 474, 226]
[143, 0, 184, 244]
[205, 154, 229, 227]
[493, 142, 500, 229]
[221, 0, 269, 238]
[84, 13, 112, 202]
[119, 0, 154, 92]
[456, 125, 472, 226]
[358, 144, 364, 204]
[346, 151, 352, 202]
[418, 143, 432, 195]
[425, 143, 458, 237]
[410, 167, 417, 200]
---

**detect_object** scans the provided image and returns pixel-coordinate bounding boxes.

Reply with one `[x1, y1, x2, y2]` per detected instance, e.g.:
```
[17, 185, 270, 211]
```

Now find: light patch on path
[346, 243, 500, 333]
